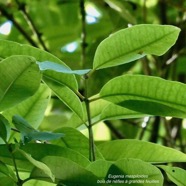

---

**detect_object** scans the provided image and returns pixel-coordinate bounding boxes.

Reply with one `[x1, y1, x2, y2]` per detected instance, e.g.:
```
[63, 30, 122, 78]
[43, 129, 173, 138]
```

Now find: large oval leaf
[0, 55, 41, 111]
[93, 24, 180, 70]
[100, 75, 186, 118]
[98, 139, 186, 163]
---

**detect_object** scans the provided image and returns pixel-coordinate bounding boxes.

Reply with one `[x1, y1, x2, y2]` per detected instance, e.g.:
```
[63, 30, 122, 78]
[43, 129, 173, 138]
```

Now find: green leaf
[100, 75, 186, 118]
[3, 84, 51, 129]
[93, 24, 180, 70]
[98, 139, 186, 163]
[0, 115, 10, 142]
[12, 115, 64, 144]
[113, 159, 163, 186]
[86, 160, 112, 179]
[158, 165, 186, 186]
[86, 159, 163, 186]
[37, 61, 91, 75]
[0, 173, 16, 186]
[31, 156, 101, 185]
[0, 55, 41, 111]
[42, 75, 84, 120]
[100, 103, 147, 121]
[17, 149, 55, 182]
[0, 39, 78, 91]
[54, 127, 104, 160]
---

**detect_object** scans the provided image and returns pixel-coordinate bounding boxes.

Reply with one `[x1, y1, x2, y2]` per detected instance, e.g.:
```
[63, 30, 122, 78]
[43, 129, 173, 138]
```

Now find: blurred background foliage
[1, 0, 186, 169]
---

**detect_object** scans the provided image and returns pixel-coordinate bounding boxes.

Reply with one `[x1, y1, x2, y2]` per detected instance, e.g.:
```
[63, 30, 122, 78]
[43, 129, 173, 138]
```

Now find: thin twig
[0, 6, 38, 47]
[15, 0, 49, 51]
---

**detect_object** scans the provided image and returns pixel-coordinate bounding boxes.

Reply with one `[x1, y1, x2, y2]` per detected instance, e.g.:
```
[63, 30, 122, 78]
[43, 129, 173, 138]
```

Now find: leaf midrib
[95, 30, 177, 69]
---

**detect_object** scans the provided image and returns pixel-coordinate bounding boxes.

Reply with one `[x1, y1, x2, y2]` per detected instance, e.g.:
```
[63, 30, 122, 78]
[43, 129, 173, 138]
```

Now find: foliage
[0, 0, 186, 186]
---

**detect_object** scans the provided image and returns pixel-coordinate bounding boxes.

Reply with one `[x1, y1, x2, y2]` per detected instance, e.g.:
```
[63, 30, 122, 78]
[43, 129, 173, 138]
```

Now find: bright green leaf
[86, 159, 163, 186]
[0, 55, 41, 111]
[54, 127, 104, 160]
[100, 75, 186, 118]
[100, 103, 147, 121]
[0, 39, 78, 91]
[42, 75, 84, 121]
[158, 165, 186, 186]
[37, 61, 91, 75]
[17, 149, 55, 182]
[98, 139, 186, 163]
[0, 115, 10, 142]
[93, 24, 180, 70]
[86, 160, 112, 179]
[112, 159, 163, 186]
[3, 84, 51, 129]
[31, 156, 101, 185]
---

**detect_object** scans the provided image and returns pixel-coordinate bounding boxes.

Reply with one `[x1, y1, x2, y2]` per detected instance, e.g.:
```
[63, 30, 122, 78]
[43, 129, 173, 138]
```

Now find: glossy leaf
[31, 156, 101, 185]
[158, 165, 186, 186]
[17, 149, 55, 182]
[12, 115, 64, 144]
[37, 61, 91, 75]
[93, 24, 180, 69]
[0, 55, 41, 111]
[3, 84, 51, 129]
[98, 139, 186, 163]
[0, 39, 78, 91]
[100, 75, 186, 118]
[0, 115, 10, 142]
